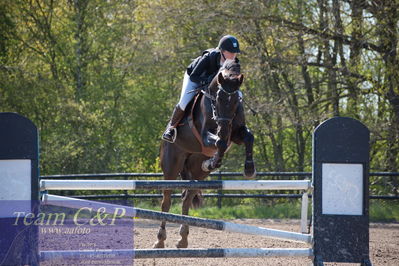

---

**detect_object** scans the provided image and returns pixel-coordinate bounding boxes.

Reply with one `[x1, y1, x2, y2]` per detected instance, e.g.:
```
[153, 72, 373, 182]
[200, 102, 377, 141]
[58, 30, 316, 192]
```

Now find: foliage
[1, 0, 398, 197]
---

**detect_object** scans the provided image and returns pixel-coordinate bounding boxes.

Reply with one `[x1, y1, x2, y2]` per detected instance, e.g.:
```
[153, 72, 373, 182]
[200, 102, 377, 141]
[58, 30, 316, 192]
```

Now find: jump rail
[40, 248, 313, 260]
[42, 194, 312, 244]
[40, 179, 311, 191]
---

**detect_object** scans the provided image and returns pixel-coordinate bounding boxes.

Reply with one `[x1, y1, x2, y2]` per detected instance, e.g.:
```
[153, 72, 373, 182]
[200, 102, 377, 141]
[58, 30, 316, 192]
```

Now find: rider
[162, 35, 241, 143]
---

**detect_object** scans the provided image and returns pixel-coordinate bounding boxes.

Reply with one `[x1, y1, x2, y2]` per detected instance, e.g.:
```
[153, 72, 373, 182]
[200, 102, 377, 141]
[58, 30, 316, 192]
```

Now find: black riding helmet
[217, 35, 240, 53]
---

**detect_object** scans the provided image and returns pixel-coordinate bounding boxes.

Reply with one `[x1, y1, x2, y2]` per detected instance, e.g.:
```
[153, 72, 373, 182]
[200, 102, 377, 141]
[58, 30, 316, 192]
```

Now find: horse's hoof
[153, 241, 165, 248]
[176, 239, 188, 248]
[157, 228, 167, 239]
[201, 159, 212, 172]
[244, 162, 256, 179]
[245, 169, 257, 179]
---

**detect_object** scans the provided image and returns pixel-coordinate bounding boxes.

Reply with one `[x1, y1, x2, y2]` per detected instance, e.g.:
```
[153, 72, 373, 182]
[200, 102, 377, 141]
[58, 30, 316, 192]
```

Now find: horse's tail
[159, 140, 167, 171]
[192, 191, 203, 209]
[181, 190, 203, 209]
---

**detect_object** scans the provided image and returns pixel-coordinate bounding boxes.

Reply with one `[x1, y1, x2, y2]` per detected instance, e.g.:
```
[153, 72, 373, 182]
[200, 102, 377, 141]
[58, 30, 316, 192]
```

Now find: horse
[154, 59, 256, 249]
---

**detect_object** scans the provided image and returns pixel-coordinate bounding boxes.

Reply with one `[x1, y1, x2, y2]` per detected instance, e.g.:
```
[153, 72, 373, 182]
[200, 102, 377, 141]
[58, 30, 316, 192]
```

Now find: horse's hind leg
[176, 189, 199, 248]
[153, 189, 172, 248]
[154, 142, 187, 248]
[176, 157, 208, 248]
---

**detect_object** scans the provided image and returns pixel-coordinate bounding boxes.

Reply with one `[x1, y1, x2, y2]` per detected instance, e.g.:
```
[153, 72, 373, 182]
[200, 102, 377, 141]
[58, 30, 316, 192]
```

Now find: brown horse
[154, 60, 256, 249]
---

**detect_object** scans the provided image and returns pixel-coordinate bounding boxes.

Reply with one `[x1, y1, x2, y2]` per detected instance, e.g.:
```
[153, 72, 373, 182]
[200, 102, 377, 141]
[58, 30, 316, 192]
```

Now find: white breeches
[178, 72, 200, 111]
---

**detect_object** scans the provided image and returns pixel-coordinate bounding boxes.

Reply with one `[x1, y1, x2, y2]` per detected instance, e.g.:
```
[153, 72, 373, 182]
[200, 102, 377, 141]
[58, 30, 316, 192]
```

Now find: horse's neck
[207, 83, 218, 98]
[198, 93, 214, 121]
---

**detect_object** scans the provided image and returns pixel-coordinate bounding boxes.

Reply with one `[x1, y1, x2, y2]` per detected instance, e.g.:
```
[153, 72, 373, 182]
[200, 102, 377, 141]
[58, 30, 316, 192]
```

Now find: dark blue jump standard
[0, 113, 39, 266]
[312, 117, 372, 265]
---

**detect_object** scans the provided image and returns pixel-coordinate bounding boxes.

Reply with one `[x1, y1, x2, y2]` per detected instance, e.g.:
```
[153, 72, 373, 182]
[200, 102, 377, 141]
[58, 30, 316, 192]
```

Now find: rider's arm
[189, 53, 211, 85]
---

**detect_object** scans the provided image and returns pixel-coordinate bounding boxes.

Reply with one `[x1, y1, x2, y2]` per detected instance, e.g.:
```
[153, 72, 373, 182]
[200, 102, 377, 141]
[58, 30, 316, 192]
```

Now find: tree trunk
[72, 0, 89, 101]
[376, 0, 399, 191]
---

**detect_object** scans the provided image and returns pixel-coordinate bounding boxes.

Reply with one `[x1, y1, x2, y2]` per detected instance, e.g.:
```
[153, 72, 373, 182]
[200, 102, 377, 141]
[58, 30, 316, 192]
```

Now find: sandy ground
[39, 219, 398, 266]
[133, 219, 399, 266]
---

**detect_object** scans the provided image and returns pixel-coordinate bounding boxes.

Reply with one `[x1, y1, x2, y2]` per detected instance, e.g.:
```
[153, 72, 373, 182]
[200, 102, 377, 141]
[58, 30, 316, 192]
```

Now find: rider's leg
[162, 72, 198, 143]
[162, 104, 185, 143]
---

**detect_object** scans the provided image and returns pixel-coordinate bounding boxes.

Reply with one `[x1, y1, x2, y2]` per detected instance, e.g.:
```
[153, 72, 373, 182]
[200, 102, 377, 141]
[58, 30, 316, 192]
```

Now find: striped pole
[42, 194, 312, 244]
[40, 248, 313, 260]
[40, 180, 311, 191]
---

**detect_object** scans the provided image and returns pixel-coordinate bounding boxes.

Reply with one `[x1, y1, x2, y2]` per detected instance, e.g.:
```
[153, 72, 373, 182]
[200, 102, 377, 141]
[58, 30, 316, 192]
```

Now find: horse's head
[213, 59, 244, 125]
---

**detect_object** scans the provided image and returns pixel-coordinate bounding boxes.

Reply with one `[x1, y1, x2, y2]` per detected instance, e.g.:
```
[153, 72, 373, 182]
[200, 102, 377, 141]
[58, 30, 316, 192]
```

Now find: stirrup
[162, 128, 177, 143]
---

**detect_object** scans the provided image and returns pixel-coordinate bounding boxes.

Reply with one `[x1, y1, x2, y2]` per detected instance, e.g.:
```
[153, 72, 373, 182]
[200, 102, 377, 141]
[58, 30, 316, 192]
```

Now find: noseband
[217, 84, 239, 97]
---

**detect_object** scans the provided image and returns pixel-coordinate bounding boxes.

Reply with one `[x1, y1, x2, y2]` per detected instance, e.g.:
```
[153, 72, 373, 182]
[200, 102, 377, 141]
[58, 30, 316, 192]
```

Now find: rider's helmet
[217, 35, 240, 53]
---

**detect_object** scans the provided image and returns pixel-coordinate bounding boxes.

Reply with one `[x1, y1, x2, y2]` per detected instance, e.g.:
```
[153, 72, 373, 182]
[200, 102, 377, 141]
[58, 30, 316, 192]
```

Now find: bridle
[202, 79, 240, 123]
[217, 83, 239, 97]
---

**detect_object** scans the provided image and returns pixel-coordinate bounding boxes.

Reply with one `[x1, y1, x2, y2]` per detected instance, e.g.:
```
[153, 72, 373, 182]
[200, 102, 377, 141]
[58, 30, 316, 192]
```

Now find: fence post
[300, 192, 309, 234]
[124, 175, 129, 206]
[217, 171, 222, 209]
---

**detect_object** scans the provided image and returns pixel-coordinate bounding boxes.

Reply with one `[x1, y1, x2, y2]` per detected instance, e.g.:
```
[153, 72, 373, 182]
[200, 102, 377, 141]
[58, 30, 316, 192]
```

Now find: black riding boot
[162, 105, 185, 143]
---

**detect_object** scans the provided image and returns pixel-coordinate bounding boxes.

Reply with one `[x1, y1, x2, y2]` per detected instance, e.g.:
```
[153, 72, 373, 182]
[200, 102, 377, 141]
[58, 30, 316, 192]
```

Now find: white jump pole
[40, 179, 311, 191]
[40, 248, 313, 260]
[42, 194, 312, 244]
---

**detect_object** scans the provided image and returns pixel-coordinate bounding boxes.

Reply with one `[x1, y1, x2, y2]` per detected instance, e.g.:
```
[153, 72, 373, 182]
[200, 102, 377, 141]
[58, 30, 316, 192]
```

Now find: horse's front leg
[231, 125, 256, 178]
[202, 121, 230, 172]
[242, 127, 256, 179]
[211, 137, 229, 169]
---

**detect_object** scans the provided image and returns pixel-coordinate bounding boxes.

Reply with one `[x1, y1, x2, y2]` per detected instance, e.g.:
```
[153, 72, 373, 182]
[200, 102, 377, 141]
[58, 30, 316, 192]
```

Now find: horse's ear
[238, 74, 244, 85]
[217, 72, 224, 85]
